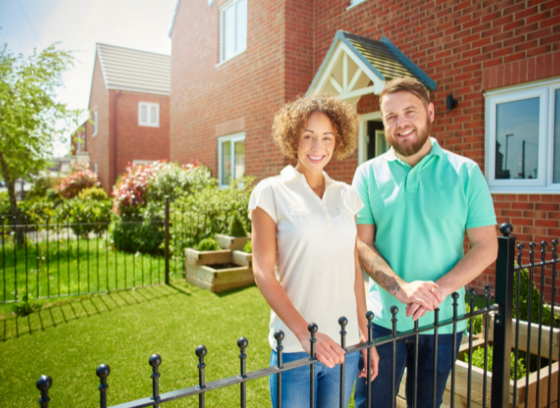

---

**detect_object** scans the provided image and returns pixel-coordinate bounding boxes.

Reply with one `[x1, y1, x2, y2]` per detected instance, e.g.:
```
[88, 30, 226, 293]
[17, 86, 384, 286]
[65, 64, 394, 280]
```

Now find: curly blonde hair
[271, 93, 359, 160]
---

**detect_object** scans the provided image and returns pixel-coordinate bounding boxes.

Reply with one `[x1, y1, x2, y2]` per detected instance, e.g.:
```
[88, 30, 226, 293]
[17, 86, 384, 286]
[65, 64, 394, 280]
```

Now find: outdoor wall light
[208, 0, 214, 6]
[446, 94, 458, 111]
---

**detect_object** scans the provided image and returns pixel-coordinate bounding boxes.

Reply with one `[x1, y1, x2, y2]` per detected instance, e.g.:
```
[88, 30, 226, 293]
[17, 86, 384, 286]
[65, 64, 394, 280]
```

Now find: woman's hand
[358, 346, 379, 383]
[298, 331, 346, 369]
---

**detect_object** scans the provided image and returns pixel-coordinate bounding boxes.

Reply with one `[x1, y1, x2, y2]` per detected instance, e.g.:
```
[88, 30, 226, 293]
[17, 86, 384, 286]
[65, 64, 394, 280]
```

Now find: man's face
[380, 91, 435, 157]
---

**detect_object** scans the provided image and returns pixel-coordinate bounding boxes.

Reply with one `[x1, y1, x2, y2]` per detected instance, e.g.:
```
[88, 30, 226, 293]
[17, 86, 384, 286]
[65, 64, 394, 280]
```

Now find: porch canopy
[307, 31, 436, 105]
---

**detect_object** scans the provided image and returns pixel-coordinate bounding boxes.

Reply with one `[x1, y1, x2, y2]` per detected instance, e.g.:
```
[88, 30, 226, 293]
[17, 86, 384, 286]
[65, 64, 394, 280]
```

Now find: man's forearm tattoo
[357, 241, 401, 296]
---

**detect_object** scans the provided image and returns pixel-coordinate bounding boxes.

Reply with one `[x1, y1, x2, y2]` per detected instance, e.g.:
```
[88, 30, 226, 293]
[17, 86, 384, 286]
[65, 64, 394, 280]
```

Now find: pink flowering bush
[57, 167, 100, 199]
[111, 161, 163, 215]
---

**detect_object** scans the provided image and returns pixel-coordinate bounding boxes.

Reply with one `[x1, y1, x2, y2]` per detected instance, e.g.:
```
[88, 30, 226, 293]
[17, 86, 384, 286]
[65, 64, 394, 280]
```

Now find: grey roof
[96, 43, 171, 96]
[307, 31, 436, 94]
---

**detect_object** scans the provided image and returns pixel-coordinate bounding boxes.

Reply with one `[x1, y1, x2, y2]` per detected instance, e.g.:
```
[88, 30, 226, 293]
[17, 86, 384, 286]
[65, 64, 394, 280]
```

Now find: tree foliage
[0, 42, 81, 228]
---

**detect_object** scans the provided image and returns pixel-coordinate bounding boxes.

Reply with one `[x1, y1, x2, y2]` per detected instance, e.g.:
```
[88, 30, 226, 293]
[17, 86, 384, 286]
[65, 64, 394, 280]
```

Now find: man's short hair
[379, 77, 430, 113]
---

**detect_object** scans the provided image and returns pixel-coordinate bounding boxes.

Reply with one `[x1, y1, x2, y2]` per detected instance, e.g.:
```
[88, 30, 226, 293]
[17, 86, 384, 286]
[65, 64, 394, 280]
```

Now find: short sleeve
[248, 180, 278, 223]
[466, 165, 497, 229]
[352, 166, 375, 225]
[346, 185, 364, 215]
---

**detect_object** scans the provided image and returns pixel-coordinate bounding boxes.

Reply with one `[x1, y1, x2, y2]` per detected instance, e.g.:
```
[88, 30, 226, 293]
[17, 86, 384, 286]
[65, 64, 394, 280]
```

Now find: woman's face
[296, 111, 336, 175]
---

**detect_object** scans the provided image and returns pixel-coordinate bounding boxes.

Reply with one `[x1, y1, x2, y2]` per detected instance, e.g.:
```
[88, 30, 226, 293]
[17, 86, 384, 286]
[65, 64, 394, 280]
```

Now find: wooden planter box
[184, 248, 253, 293]
[396, 318, 559, 408]
[215, 234, 250, 250]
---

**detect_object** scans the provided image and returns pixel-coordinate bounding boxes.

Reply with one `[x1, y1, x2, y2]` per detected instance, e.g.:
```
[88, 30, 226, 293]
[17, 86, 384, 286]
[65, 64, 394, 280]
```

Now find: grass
[0, 282, 276, 407]
[0, 237, 192, 306]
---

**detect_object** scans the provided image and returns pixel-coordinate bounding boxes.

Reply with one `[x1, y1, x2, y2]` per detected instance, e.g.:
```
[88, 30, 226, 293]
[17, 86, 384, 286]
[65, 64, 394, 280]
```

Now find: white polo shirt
[249, 165, 363, 353]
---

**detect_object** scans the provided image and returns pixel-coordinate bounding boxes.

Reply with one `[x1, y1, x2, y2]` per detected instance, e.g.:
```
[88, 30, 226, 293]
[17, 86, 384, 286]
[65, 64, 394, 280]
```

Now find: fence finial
[149, 354, 161, 407]
[390, 306, 398, 336]
[499, 223, 513, 236]
[37, 375, 52, 408]
[96, 364, 110, 408]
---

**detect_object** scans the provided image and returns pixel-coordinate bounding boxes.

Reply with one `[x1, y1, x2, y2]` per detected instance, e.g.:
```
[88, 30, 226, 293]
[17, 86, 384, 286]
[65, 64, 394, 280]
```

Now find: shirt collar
[386, 137, 443, 163]
[280, 165, 334, 187]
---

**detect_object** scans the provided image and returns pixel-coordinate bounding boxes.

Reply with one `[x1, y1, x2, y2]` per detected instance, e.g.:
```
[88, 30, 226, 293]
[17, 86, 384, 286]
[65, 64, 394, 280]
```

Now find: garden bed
[185, 248, 253, 293]
[215, 234, 251, 251]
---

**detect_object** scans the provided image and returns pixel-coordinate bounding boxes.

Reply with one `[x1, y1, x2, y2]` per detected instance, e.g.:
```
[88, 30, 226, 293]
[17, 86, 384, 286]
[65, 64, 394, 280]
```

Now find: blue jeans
[270, 350, 360, 408]
[354, 325, 462, 408]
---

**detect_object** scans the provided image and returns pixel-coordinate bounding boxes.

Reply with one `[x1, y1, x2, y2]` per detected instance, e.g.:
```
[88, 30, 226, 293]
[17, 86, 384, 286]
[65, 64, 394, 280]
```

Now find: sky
[0, 0, 178, 157]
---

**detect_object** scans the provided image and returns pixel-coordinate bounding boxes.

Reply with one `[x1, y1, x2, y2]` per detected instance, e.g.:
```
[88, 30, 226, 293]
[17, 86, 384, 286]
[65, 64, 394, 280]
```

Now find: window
[348, 0, 368, 8]
[138, 102, 159, 127]
[132, 160, 155, 166]
[218, 133, 245, 187]
[485, 79, 560, 192]
[94, 163, 98, 174]
[92, 111, 98, 136]
[220, 0, 247, 63]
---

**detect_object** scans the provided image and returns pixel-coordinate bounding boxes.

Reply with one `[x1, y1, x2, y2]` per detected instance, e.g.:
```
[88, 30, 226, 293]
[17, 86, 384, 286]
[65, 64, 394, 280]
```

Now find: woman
[249, 93, 379, 408]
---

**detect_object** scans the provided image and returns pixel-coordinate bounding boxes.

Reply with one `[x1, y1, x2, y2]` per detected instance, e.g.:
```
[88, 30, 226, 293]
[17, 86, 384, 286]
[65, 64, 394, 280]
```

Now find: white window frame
[347, 0, 369, 10]
[218, 132, 245, 188]
[92, 111, 98, 136]
[93, 163, 98, 174]
[132, 160, 155, 166]
[218, 0, 247, 64]
[138, 102, 160, 127]
[484, 78, 560, 193]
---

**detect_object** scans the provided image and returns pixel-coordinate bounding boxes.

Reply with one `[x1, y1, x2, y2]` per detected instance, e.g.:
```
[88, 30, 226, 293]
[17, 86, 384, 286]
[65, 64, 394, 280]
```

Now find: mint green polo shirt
[352, 138, 496, 334]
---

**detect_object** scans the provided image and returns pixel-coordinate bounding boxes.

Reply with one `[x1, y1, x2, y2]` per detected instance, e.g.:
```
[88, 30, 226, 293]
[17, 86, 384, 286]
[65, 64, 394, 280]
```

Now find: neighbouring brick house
[168, 0, 560, 297]
[80, 43, 171, 192]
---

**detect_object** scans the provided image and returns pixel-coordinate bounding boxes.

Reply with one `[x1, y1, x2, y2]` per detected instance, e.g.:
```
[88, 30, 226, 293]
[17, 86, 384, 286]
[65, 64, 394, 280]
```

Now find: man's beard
[385, 118, 431, 157]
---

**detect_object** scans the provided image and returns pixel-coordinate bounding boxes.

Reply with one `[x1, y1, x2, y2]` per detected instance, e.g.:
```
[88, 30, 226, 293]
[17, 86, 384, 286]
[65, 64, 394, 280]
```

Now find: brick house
[168, 0, 560, 296]
[82, 43, 171, 192]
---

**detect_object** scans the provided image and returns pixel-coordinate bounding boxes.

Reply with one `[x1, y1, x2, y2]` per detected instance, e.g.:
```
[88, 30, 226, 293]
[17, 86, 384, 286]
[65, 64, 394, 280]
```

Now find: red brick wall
[86, 55, 111, 192]
[110, 90, 170, 185]
[312, 0, 560, 300]
[171, 0, 560, 299]
[170, 0, 315, 181]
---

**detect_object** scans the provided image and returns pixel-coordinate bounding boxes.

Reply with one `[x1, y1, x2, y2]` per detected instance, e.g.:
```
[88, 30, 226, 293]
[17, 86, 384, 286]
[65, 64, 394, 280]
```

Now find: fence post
[491, 223, 515, 408]
[36, 375, 52, 408]
[164, 196, 170, 285]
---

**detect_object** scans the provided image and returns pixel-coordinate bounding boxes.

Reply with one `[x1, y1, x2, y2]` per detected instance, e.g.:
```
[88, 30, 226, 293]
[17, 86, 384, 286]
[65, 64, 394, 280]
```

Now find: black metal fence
[1, 198, 222, 304]
[33, 223, 560, 407]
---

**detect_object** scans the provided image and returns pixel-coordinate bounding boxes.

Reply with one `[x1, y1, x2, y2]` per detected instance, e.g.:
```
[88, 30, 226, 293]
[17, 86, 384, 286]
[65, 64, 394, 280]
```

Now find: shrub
[110, 202, 164, 254]
[78, 187, 109, 201]
[0, 191, 10, 216]
[17, 199, 58, 226]
[242, 240, 252, 253]
[169, 176, 255, 254]
[465, 345, 525, 380]
[465, 303, 483, 336]
[57, 197, 112, 238]
[513, 265, 560, 326]
[26, 176, 59, 202]
[198, 237, 221, 251]
[227, 211, 248, 237]
[45, 188, 63, 205]
[57, 169, 100, 199]
[111, 162, 161, 215]
[146, 161, 214, 203]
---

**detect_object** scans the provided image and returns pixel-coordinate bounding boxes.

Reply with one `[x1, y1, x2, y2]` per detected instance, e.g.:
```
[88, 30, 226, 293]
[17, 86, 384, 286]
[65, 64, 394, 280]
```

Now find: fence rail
[30, 223, 560, 407]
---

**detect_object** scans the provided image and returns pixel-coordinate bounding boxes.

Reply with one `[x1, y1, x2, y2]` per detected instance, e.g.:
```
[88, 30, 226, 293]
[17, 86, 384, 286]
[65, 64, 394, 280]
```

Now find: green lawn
[0, 238, 189, 305]
[0, 282, 277, 407]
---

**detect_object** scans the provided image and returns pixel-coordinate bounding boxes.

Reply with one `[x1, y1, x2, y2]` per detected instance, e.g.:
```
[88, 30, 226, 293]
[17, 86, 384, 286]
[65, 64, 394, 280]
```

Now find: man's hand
[396, 280, 442, 311]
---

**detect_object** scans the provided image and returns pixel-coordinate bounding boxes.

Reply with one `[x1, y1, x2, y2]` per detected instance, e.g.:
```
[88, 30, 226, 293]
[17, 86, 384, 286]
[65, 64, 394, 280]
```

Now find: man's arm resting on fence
[357, 224, 442, 312]
[406, 224, 498, 320]
[251, 207, 345, 368]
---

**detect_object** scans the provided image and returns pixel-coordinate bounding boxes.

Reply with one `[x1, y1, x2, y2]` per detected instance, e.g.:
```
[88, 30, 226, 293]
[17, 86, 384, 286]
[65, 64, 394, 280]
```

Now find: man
[352, 77, 498, 408]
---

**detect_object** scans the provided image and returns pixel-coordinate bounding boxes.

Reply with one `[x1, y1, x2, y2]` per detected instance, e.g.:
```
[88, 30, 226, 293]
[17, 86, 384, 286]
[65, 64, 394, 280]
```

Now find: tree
[0, 42, 81, 239]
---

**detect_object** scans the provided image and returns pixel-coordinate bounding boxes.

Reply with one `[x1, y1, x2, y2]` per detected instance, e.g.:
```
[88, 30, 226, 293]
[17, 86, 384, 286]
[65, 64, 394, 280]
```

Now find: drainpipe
[113, 91, 122, 186]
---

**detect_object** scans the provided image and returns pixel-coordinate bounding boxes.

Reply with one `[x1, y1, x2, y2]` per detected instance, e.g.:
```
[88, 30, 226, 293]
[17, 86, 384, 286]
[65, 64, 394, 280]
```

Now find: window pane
[223, 5, 236, 60]
[221, 140, 232, 185]
[234, 140, 245, 179]
[150, 105, 157, 124]
[494, 97, 539, 180]
[554, 90, 560, 183]
[236, 0, 247, 54]
[141, 105, 147, 124]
